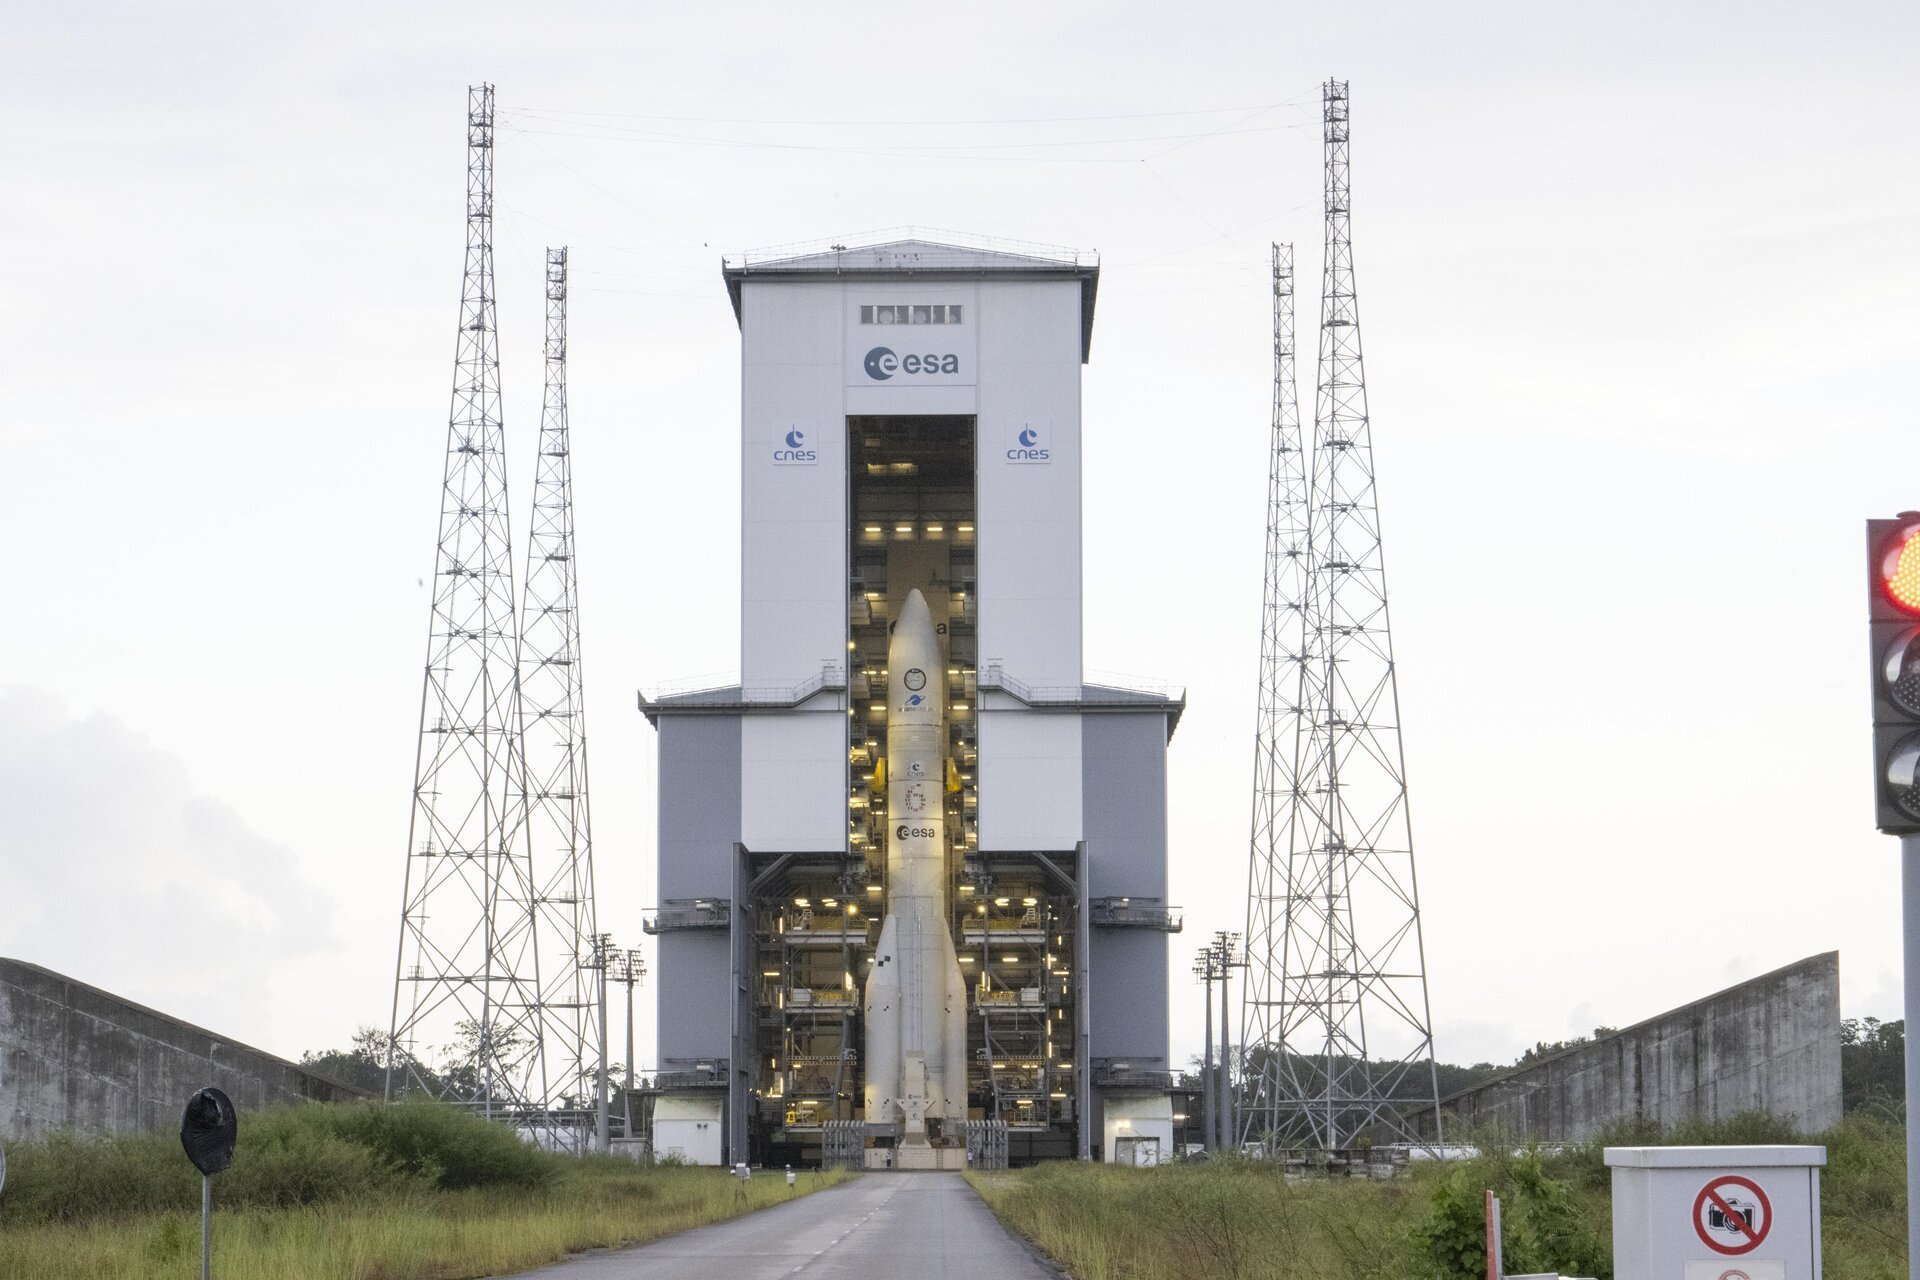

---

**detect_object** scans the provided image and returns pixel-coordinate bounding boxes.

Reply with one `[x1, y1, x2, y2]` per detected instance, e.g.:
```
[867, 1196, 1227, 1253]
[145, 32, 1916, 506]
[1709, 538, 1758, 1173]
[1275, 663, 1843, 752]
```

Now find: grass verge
[0, 1104, 849, 1280]
[966, 1113, 1909, 1280]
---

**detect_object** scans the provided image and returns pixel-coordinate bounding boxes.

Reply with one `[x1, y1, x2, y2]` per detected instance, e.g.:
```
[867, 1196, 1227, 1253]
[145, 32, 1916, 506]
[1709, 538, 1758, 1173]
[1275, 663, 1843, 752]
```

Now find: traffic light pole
[1903, 836, 1920, 1266]
[1867, 515, 1920, 1262]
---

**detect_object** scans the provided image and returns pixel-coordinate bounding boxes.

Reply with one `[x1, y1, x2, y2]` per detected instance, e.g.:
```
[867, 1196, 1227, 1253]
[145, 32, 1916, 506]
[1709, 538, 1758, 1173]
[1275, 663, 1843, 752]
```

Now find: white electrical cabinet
[1604, 1145, 1824, 1279]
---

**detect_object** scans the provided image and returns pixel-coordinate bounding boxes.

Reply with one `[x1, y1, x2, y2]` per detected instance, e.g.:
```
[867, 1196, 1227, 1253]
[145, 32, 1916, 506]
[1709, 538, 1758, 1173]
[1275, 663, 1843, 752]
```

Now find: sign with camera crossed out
[1692, 1175, 1772, 1254]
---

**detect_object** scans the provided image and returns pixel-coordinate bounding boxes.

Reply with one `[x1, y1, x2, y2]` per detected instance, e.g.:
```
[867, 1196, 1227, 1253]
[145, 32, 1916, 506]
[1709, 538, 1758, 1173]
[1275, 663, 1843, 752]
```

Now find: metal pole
[596, 941, 610, 1153]
[1903, 835, 1920, 1266]
[1219, 959, 1232, 1153]
[624, 969, 636, 1137]
[200, 1174, 210, 1280]
[1201, 968, 1214, 1154]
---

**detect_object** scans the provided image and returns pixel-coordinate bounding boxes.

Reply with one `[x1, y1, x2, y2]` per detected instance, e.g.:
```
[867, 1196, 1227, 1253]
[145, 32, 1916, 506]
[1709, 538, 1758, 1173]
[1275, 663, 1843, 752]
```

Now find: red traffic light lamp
[1869, 515, 1920, 833]
[1877, 519, 1920, 616]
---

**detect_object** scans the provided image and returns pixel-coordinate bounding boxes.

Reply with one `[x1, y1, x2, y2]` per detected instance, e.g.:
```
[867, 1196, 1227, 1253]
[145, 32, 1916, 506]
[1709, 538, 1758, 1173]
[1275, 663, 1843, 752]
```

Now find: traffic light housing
[1868, 515, 1920, 833]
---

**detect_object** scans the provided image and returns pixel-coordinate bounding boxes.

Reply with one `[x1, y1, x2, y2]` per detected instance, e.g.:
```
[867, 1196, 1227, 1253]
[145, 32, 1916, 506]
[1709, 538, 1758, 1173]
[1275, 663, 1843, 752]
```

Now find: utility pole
[1212, 931, 1243, 1154]
[583, 933, 612, 1152]
[608, 947, 645, 1137]
[1194, 949, 1216, 1153]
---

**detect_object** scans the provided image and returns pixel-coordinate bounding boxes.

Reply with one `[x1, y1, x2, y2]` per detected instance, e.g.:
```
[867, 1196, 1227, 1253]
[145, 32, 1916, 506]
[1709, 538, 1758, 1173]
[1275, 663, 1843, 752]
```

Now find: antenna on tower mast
[1239, 80, 1442, 1153]
[386, 83, 551, 1126]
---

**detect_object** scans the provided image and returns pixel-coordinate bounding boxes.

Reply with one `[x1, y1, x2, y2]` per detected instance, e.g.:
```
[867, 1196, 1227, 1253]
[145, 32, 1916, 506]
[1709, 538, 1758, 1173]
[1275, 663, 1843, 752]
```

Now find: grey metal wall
[1437, 952, 1843, 1141]
[656, 713, 742, 900]
[654, 712, 742, 1066]
[1, 958, 361, 1141]
[1081, 711, 1171, 1068]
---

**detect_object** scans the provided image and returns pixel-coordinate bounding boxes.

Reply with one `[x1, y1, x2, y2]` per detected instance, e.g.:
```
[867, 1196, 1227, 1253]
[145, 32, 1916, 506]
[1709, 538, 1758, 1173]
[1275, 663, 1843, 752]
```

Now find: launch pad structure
[642, 236, 1185, 1167]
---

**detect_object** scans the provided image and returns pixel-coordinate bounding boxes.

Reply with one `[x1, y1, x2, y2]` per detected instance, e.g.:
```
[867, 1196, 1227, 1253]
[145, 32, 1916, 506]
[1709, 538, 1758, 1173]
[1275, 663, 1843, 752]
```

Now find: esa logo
[1006, 424, 1050, 464]
[864, 346, 961, 381]
[771, 425, 816, 465]
[895, 824, 938, 841]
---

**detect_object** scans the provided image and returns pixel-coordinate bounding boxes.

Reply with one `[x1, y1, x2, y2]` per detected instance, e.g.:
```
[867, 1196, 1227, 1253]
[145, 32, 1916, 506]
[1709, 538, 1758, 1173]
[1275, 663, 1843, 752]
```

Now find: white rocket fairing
[862, 588, 970, 1141]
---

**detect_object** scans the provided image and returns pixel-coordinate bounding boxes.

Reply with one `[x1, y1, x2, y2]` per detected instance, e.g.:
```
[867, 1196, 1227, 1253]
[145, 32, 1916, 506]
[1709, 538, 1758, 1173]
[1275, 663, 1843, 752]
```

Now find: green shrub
[222, 1116, 432, 1207]
[319, 1100, 556, 1190]
[0, 1129, 194, 1220]
[0, 1100, 555, 1224]
[1410, 1144, 1608, 1280]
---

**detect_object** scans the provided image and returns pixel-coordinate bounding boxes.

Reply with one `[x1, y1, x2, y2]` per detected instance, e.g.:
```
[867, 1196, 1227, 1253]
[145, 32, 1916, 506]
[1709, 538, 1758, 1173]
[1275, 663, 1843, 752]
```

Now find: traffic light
[1868, 514, 1920, 833]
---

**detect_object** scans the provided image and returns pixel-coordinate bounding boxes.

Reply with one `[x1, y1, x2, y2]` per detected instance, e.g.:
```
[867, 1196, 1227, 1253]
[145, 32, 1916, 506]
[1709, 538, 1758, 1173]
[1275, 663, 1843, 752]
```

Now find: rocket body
[862, 589, 970, 1141]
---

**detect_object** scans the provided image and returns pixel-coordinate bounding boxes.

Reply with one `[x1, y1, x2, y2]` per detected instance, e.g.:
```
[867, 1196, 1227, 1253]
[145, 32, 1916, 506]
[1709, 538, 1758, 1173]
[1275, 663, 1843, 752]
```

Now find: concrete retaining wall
[1, 957, 361, 1141]
[1436, 952, 1842, 1141]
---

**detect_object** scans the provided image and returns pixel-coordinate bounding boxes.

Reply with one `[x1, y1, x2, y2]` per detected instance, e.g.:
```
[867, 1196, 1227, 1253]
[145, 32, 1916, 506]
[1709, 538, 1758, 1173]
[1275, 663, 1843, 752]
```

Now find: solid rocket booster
[862, 588, 969, 1141]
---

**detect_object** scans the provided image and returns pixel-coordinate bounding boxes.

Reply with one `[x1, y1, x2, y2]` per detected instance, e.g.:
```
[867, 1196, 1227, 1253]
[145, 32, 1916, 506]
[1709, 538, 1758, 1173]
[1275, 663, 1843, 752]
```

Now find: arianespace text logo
[1006, 423, 1050, 464]
[772, 424, 816, 465]
[864, 346, 961, 381]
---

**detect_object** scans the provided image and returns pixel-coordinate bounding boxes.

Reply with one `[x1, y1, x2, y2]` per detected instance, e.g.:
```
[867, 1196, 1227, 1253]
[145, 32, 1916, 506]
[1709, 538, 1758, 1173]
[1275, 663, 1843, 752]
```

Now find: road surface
[510, 1171, 1056, 1279]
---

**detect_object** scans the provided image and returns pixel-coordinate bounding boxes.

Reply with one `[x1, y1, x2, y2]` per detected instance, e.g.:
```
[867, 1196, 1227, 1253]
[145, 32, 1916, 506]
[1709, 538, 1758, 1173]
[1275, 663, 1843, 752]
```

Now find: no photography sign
[1692, 1175, 1773, 1255]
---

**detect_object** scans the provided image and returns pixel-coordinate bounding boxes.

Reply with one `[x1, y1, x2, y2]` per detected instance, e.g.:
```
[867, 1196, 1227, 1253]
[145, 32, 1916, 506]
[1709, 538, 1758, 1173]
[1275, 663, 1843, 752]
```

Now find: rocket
[862, 588, 970, 1142]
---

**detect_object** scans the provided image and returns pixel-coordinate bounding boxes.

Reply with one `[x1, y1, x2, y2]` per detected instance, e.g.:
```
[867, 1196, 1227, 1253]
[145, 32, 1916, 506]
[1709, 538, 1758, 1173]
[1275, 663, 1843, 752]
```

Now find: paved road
[510, 1172, 1055, 1279]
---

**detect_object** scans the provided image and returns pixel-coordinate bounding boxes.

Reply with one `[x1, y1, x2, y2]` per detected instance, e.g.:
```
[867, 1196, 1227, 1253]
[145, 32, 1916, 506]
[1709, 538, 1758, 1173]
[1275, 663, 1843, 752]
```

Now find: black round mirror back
[180, 1086, 237, 1176]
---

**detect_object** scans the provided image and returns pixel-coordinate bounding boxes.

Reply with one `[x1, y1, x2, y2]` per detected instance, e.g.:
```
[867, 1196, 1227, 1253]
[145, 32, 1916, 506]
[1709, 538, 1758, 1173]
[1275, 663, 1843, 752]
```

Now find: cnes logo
[1007, 424, 1050, 463]
[864, 346, 961, 381]
[772, 425, 816, 465]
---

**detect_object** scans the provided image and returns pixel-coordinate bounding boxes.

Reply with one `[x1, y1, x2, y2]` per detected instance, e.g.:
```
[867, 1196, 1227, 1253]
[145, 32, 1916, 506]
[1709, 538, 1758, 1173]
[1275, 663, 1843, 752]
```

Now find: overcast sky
[4, 2, 1917, 1082]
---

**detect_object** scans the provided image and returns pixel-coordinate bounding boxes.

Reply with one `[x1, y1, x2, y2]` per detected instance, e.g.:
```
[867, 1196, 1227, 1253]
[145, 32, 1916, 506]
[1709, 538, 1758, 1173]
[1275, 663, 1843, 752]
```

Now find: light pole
[1194, 948, 1220, 1154]
[608, 947, 646, 1138]
[1211, 931, 1244, 1154]
[583, 933, 614, 1153]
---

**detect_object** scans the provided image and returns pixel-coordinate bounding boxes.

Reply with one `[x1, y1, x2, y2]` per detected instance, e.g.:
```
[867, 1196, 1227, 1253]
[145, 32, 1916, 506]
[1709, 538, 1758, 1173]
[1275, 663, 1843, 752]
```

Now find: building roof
[721, 233, 1101, 362]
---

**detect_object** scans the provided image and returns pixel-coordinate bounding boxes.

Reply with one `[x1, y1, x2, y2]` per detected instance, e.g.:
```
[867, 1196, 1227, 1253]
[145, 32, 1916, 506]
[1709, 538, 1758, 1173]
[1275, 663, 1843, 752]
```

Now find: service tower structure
[641, 236, 1185, 1170]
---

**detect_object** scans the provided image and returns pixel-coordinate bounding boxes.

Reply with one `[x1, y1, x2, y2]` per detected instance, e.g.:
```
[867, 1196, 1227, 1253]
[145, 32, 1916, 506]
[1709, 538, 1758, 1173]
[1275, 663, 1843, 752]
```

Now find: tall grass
[969, 1160, 1424, 1280]
[0, 1164, 844, 1280]
[0, 1104, 847, 1280]
[968, 1113, 1910, 1280]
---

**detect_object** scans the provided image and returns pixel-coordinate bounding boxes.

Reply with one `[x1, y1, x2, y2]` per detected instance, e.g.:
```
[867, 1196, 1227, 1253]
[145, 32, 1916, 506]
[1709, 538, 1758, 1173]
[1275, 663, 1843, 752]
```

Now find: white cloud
[0, 687, 335, 1045]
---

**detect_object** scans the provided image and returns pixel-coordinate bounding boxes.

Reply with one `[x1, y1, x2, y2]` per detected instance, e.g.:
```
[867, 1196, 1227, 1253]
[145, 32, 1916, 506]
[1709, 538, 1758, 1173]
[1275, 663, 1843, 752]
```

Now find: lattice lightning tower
[1241, 81, 1441, 1151]
[513, 245, 605, 1143]
[387, 83, 550, 1119]
[1237, 242, 1313, 1147]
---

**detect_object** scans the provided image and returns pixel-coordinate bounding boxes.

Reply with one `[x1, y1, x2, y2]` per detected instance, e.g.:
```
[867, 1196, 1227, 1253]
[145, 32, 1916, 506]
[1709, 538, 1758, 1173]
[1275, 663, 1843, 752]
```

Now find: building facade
[643, 238, 1182, 1166]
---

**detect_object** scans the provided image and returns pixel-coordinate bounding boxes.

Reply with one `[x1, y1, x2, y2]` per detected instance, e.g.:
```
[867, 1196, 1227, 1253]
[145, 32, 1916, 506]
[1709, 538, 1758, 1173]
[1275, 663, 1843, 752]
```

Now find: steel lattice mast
[1245, 81, 1441, 1151]
[512, 245, 606, 1147]
[1237, 242, 1315, 1149]
[386, 83, 549, 1119]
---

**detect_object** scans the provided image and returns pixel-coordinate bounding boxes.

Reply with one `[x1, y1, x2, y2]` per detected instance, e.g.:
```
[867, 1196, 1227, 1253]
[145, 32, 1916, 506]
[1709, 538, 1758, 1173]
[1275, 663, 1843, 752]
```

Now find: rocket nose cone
[896, 588, 932, 632]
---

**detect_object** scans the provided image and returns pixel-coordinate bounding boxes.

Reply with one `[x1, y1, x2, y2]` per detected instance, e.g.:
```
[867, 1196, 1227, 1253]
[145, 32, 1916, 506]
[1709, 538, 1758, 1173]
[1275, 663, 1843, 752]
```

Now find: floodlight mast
[386, 83, 549, 1126]
[1239, 80, 1441, 1155]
